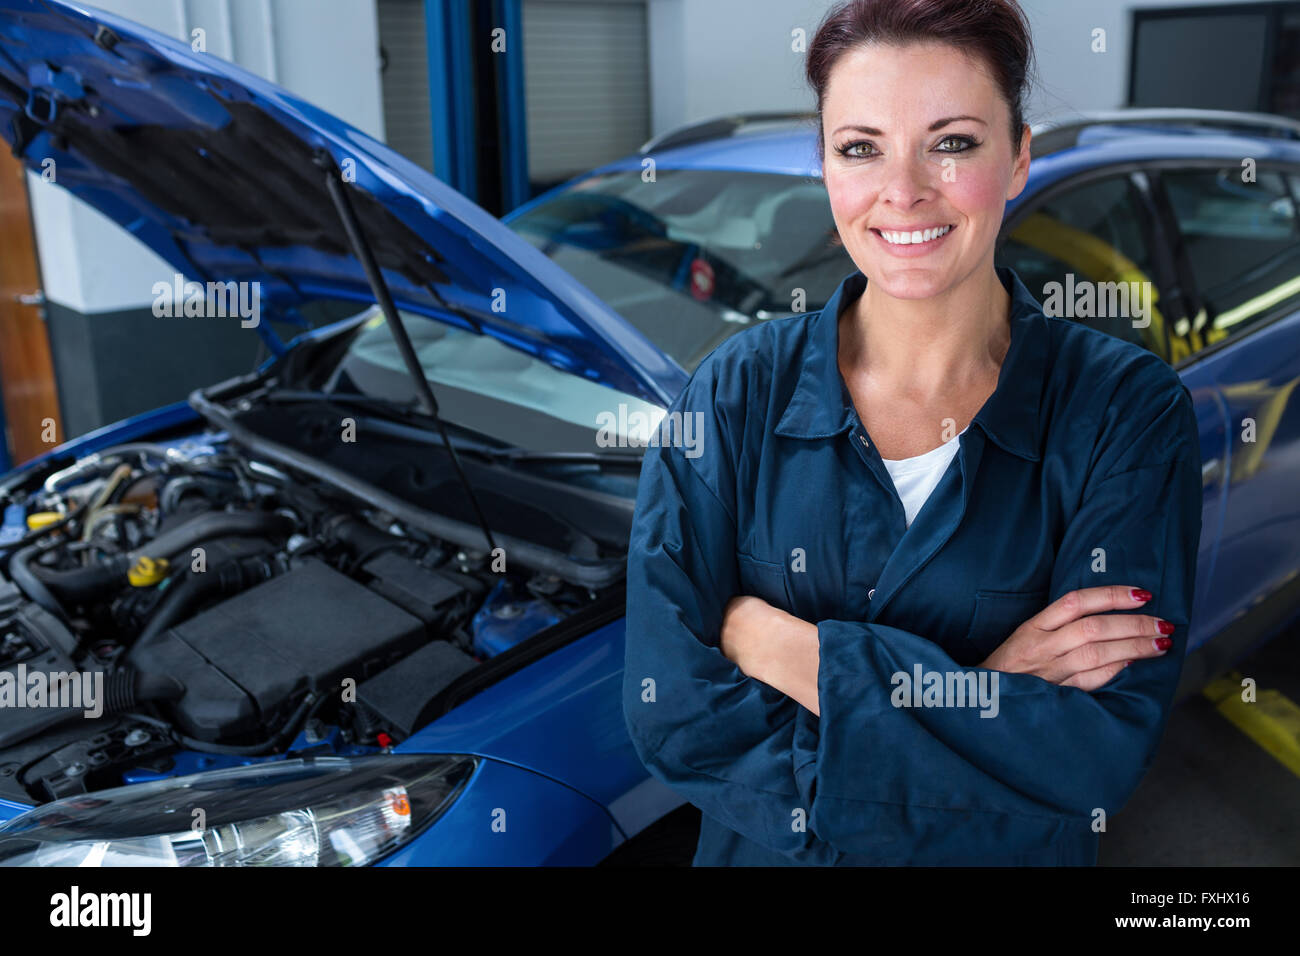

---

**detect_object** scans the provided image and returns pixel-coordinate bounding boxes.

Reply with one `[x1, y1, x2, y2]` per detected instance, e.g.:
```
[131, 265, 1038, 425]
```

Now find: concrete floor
[1100, 625, 1300, 865]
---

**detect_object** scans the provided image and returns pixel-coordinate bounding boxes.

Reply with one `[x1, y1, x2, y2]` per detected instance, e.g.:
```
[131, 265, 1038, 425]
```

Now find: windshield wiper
[264, 390, 422, 416]
[316, 151, 498, 554]
[263, 390, 645, 468]
[263, 389, 500, 447]
[493, 448, 645, 467]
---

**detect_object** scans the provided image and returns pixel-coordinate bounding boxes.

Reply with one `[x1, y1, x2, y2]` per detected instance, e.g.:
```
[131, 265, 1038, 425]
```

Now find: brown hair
[805, 0, 1035, 161]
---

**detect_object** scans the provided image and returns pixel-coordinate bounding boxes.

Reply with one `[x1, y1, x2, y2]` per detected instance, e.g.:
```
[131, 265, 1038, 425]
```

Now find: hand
[979, 585, 1174, 691]
[720, 595, 822, 714]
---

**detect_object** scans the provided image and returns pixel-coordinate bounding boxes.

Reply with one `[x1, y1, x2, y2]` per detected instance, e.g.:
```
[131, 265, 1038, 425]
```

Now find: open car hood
[0, 0, 686, 406]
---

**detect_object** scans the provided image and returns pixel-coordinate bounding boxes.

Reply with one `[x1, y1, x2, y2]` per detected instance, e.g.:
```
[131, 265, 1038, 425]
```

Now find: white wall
[646, 0, 1262, 137]
[1018, 0, 1260, 120]
[30, 0, 385, 314]
[647, 0, 832, 136]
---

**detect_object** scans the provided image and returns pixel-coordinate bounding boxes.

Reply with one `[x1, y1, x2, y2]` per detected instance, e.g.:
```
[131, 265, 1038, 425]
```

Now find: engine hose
[41, 442, 188, 496]
[134, 509, 294, 565]
[0, 504, 86, 574]
[8, 545, 72, 625]
[346, 542, 408, 575]
[101, 669, 185, 714]
[322, 514, 414, 574]
[30, 560, 123, 606]
[131, 551, 279, 651]
[28, 509, 294, 607]
[79, 464, 133, 549]
[2, 441, 206, 508]
[322, 514, 406, 556]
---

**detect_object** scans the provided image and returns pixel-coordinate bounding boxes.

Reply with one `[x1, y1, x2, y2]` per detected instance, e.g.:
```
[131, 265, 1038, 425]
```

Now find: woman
[622, 0, 1202, 866]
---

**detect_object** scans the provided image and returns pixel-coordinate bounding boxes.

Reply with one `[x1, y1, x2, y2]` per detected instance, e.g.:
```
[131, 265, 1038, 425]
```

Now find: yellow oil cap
[128, 555, 169, 587]
[25, 512, 62, 531]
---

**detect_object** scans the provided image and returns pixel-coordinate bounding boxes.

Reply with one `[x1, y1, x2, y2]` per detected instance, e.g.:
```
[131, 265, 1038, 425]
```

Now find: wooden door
[0, 146, 62, 465]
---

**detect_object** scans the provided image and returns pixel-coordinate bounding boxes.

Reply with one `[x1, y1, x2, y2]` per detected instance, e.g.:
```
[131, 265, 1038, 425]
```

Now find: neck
[841, 262, 1012, 398]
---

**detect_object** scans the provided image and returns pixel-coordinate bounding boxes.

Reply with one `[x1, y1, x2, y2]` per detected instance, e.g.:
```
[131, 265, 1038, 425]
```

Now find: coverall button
[868, 588, 876, 599]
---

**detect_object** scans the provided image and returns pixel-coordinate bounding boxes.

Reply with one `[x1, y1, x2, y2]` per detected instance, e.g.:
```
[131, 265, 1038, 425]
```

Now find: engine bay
[0, 432, 608, 805]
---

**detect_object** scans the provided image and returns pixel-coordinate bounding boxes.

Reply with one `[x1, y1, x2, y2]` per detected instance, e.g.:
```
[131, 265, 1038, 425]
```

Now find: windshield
[507, 168, 855, 371]
[325, 309, 668, 455]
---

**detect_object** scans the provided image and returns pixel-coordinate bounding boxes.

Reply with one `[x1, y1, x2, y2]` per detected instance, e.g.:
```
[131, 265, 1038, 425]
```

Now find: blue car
[0, 0, 1296, 866]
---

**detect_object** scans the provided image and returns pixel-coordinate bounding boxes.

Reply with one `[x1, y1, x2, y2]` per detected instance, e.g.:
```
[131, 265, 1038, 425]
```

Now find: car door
[996, 169, 1230, 652]
[1150, 161, 1300, 658]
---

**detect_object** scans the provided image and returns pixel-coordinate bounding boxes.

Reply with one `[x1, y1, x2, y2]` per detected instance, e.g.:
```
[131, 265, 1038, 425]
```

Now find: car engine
[0, 433, 600, 805]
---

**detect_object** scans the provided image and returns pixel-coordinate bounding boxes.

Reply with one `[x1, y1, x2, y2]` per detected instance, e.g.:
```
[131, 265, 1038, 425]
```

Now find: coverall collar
[773, 265, 1047, 462]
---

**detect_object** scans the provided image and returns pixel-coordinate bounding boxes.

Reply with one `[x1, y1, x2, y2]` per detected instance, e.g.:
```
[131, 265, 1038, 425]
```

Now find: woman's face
[820, 41, 1031, 301]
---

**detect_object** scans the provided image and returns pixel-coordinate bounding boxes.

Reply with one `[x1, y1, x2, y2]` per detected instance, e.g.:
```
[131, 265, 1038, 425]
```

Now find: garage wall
[1016, 0, 1277, 119]
[646, 0, 830, 138]
[522, 0, 650, 187]
[644, 0, 1269, 142]
[377, 0, 435, 173]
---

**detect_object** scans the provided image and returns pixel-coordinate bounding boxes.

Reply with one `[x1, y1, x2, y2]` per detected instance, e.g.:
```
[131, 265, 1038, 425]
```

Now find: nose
[878, 151, 935, 208]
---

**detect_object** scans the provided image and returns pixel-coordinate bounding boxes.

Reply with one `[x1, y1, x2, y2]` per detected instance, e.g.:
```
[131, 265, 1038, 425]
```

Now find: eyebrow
[831, 115, 988, 136]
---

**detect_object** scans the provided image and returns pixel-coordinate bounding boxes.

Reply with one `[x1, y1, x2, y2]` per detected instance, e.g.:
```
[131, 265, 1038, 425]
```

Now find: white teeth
[879, 225, 951, 245]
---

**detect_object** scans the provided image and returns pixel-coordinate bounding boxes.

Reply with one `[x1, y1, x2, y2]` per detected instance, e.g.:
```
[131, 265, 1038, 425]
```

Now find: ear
[1006, 123, 1032, 201]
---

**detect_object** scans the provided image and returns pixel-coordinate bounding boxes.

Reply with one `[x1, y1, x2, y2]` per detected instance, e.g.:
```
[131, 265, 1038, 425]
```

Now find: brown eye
[936, 135, 979, 153]
[836, 141, 876, 159]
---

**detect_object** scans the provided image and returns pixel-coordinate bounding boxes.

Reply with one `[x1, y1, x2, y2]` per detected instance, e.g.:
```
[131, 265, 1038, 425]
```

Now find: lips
[872, 224, 953, 245]
[868, 223, 956, 258]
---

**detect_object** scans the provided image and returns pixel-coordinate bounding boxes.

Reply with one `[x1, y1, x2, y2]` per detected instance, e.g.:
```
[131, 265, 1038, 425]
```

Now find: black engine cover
[131, 558, 424, 740]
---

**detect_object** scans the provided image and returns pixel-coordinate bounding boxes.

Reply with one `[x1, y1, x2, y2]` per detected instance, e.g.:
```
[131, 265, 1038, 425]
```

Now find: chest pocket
[962, 588, 1049, 660]
[736, 552, 793, 611]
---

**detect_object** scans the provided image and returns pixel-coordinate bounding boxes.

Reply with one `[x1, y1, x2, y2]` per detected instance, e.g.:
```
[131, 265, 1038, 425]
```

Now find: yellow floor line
[1203, 671, 1300, 778]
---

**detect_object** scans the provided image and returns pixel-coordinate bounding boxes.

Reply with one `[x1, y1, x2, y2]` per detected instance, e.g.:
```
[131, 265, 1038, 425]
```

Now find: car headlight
[0, 754, 476, 866]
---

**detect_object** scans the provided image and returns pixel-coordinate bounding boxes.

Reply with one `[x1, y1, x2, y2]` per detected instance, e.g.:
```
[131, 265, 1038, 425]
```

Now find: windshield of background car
[506, 168, 855, 371]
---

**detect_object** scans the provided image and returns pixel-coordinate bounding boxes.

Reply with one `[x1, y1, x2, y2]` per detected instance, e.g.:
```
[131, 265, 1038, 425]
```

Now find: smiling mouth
[871, 224, 954, 245]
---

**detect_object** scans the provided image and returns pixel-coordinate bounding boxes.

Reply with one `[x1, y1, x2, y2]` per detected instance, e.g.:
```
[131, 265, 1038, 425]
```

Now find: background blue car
[0, 0, 1296, 865]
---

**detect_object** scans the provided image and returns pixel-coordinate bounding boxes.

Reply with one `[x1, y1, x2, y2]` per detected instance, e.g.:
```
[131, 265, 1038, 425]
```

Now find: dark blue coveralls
[622, 266, 1202, 865]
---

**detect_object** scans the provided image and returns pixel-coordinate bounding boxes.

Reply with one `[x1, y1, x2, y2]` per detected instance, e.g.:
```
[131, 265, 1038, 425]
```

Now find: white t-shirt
[880, 425, 969, 527]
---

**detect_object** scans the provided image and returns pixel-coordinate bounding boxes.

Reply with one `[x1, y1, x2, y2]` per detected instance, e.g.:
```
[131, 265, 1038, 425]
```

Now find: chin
[861, 267, 954, 301]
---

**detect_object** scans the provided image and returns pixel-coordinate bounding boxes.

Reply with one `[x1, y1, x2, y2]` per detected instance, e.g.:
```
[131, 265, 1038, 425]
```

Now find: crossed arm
[720, 583, 1178, 717]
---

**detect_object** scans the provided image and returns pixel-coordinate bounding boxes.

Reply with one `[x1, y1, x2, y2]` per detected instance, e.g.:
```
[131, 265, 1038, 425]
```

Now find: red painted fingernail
[1131, 588, 1153, 602]
[1155, 636, 1173, 651]
[1157, 619, 1175, 635]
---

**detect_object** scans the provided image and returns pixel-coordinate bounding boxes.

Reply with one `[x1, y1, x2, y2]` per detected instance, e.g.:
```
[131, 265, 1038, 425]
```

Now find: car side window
[996, 175, 1171, 361]
[1159, 167, 1300, 355]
